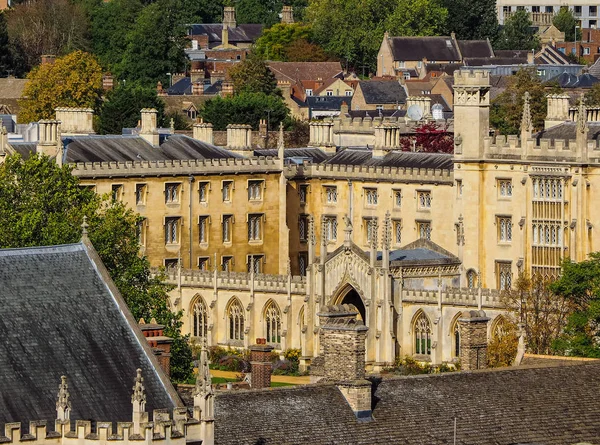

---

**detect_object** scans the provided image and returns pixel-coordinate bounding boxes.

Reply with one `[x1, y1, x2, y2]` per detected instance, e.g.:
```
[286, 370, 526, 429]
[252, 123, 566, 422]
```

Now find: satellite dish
[407, 104, 424, 121]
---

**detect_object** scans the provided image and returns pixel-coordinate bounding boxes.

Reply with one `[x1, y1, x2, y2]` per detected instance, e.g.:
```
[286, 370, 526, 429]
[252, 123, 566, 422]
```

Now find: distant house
[187, 7, 262, 50]
[377, 33, 493, 79]
[0, 77, 28, 116]
[351, 80, 407, 111]
[556, 28, 600, 64]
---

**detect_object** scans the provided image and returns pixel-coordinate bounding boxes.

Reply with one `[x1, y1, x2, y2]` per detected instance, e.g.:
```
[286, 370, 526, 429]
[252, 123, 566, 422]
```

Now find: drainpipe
[189, 175, 195, 269]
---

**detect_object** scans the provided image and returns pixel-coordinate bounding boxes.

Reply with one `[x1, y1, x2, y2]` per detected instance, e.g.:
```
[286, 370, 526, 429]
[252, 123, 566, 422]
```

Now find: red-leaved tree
[399, 122, 454, 154]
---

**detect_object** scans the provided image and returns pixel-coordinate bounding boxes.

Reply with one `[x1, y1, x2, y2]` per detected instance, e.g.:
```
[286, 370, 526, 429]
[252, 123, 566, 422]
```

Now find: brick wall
[249, 339, 274, 389]
[459, 310, 490, 371]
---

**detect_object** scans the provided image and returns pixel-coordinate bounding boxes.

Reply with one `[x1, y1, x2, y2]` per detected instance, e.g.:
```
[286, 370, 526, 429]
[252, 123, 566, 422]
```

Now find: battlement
[71, 156, 283, 178]
[402, 286, 503, 309]
[453, 69, 490, 87]
[158, 268, 307, 295]
[287, 162, 454, 184]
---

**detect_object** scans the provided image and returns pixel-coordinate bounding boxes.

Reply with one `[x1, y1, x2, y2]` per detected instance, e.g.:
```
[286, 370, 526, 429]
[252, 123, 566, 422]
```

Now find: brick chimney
[41, 54, 56, 65]
[317, 305, 372, 420]
[103, 74, 114, 91]
[139, 318, 173, 376]
[458, 310, 490, 371]
[249, 338, 274, 389]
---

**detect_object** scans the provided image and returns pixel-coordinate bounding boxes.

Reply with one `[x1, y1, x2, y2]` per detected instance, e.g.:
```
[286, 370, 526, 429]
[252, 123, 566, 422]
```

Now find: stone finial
[520, 92, 533, 138]
[277, 121, 285, 165]
[170, 118, 175, 133]
[382, 211, 391, 251]
[131, 369, 146, 406]
[343, 214, 353, 246]
[308, 215, 316, 246]
[56, 375, 71, 421]
[194, 338, 213, 398]
[369, 220, 379, 251]
[577, 93, 587, 134]
[320, 215, 328, 248]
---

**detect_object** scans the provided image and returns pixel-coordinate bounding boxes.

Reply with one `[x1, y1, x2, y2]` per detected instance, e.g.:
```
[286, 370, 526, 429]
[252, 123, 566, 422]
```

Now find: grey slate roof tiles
[357, 80, 407, 104]
[189, 24, 263, 44]
[0, 243, 179, 425]
[214, 361, 600, 444]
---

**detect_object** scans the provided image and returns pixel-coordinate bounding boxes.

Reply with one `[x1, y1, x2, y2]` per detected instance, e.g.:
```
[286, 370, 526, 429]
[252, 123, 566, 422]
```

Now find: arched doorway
[338, 287, 366, 323]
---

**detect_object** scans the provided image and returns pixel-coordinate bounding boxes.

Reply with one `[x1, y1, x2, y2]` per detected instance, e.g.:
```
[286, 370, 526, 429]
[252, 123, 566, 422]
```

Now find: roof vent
[446, 40, 452, 48]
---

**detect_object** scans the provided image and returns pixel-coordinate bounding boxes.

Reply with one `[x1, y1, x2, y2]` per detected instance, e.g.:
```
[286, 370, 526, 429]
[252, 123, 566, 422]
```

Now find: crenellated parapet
[71, 157, 283, 179]
[287, 162, 454, 184]
[401, 286, 503, 309]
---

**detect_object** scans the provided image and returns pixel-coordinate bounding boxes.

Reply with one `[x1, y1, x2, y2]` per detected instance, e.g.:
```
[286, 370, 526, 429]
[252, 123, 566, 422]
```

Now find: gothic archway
[334, 285, 366, 323]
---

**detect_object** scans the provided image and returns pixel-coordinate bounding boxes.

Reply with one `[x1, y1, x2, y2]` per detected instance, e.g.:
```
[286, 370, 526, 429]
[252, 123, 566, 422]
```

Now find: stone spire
[520, 92, 533, 141]
[193, 338, 215, 445]
[576, 93, 589, 153]
[194, 338, 213, 400]
[382, 212, 391, 269]
[277, 121, 285, 168]
[56, 375, 71, 421]
[369, 219, 378, 268]
[131, 369, 147, 435]
[308, 215, 316, 266]
[81, 216, 89, 241]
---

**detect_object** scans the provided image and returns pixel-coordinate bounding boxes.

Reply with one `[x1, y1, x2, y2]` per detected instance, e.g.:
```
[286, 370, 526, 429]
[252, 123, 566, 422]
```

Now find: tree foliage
[0, 154, 193, 382]
[399, 122, 454, 153]
[228, 54, 279, 96]
[0, 12, 13, 76]
[119, 0, 188, 87]
[487, 318, 519, 367]
[5, 0, 90, 72]
[584, 84, 600, 106]
[18, 51, 103, 123]
[200, 92, 289, 131]
[549, 254, 600, 358]
[97, 83, 165, 135]
[254, 23, 328, 61]
[553, 7, 581, 42]
[443, 0, 498, 40]
[490, 69, 547, 135]
[384, 0, 447, 37]
[502, 274, 573, 355]
[494, 9, 540, 51]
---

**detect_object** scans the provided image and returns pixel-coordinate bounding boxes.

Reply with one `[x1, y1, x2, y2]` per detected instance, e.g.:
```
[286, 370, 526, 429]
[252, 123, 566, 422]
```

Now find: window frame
[164, 216, 180, 244]
[417, 190, 432, 210]
[198, 181, 210, 203]
[247, 180, 264, 201]
[247, 213, 263, 242]
[222, 180, 234, 202]
[165, 182, 181, 204]
[325, 186, 338, 204]
[135, 183, 147, 205]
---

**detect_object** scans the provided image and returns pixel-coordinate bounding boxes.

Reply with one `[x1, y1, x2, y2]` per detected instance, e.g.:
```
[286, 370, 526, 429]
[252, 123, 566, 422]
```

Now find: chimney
[527, 49, 535, 65]
[193, 120, 214, 144]
[281, 5, 294, 24]
[54, 107, 95, 135]
[140, 108, 160, 146]
[41, 54, 56, 65]
[308, 120, 336, 153]
[0, 125, 7, 156]
[458, 310, 490, 371]
[223, 6, 236, 28]
[36, 119, 62, 161]
[544, 94, 570, 129]
[259, 119, 267, 139]
[192, 81, 204, 96]
[191, 61, 204, 82]
[249, 338, 274, 389]
[222, 22, 229, 48]
[317, 305, 372, 420]
[139, 318, 173, 377]
[157, 81, 166, 97]
[340, 101, 349, 116]
[373, 123, 399, 157]
[221, 80, 234, 97]
[226, 124, 252, 155]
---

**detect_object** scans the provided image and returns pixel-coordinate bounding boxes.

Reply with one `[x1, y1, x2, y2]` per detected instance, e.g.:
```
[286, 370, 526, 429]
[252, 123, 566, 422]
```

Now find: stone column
[249, 338, 274, 389]
[458, 310, 490, 370]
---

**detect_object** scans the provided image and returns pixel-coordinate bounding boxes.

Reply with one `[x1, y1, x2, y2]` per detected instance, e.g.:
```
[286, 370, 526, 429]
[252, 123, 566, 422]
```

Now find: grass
[271, 381, 294, 387]
[211, 376, 239, 384]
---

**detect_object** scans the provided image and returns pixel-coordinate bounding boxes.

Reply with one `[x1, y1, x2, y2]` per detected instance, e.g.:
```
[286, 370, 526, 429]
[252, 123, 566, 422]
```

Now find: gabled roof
[357, 80, 407, 104]
[383, 238, 460, 266]
[189, 24, 263, 44]
[214, 361, 600, 444]
[167, 77, 193, 95]
[457, 39, 494, 58]
[306, 95, 352, 111]
[268, 62, 343, 82]
[535, 122, 600, 141]
[388, 36, 461, 62]
[549, 72, 600, 88]
[0, 241, 180, 424]
[535, 45, 571, 65]
[589, 57, 600, 77]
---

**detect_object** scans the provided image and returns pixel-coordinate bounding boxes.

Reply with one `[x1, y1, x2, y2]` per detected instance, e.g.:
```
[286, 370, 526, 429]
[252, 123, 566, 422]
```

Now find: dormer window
[306, 89, 313, 96]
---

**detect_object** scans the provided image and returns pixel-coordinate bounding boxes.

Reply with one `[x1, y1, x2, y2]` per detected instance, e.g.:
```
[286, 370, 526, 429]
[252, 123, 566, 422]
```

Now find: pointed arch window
[227, 299, 245, 341]
[414, 312, 432, 356]
[466, 270, 477, 289]
[264, 301, 282, 344]
[192, 297, 208, 338]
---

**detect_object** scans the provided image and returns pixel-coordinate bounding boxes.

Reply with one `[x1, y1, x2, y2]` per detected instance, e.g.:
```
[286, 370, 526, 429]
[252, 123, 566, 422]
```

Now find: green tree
[549, 253, 600, 358]
[385, 0, 447, 37]
[0, 12, 13, 76]
[490, 69, 548, 134]
[18, 51, 104, 123]
[306, 0, 396, 70]
[97, 83, 165, 135]
[443, 0, 498, 40]
[200, 92, 289, 131]
[5, 0, 90, 72]
[284, 38, 330, 62]
[89, 0, 143, 72]
[487, 318, 519, 367]
[119, 0, 188, 87]
[553, 7, 581, 42]
[229, 54, 279, 96]
[235, 0, 280, 27]
[0, 153, 194, 382]
[585, 84, 600, 106]
[494, 9, 540, 50]
[254, 23, 312, 60]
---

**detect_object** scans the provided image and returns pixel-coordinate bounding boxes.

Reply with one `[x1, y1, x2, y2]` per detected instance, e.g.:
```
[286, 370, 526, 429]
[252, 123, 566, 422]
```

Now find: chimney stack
[317, 305, 372, 420]
[308, 120, 336, 153]
[458, 310, 490, 371]
[193, 120, 214, 144]
[281, 5, 294, 24]
[249, 338, 274, 389]
[41, 54, 56, 65]
[140, 108, 160, 146]
[54, 107, 95, 136]
[226, 124, 252, 156]
[223, 6, 236, 28]
[37, 119, 62, 162]
[139, 318, 173, 377]
[102, 74, 114, 91]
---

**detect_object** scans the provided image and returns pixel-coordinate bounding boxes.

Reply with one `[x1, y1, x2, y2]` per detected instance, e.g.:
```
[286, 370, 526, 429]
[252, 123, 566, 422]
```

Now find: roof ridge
[0, 242, 84, 256]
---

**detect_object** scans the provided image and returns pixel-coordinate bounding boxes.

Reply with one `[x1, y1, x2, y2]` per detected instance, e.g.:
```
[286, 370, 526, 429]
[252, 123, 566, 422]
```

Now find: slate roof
[347, 109, 406, 119]
[253, 148, 331, 163]
[268, 62, 343, 82]
[536, 45, 571, 65]
[457, 40, 494, 58]
[549, 72, 600, 88]
[62, 134, 239, 163]
[306, 95, 352, 111]
[389, 36, 461, 61]
[0, 242, 180, 424]
[535, 122, 600, 141]
[167, 77, 193, 95]
[426, 63, 463, 75]
[7, 142, 36, 158]
[214, 361, 600, 444]
[189, 24, 263, 44]
[378, 239, 461, 265]
[325, 149, 453, 169]
[357, 80, 407, 104]
[589, 57, 600, 77]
